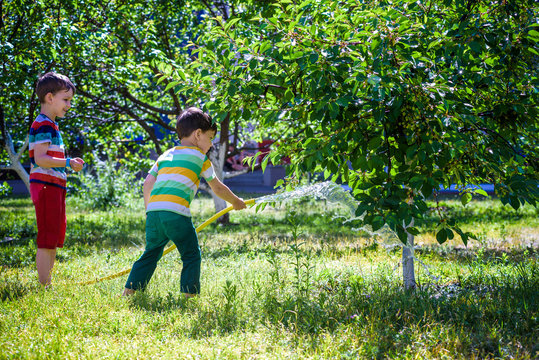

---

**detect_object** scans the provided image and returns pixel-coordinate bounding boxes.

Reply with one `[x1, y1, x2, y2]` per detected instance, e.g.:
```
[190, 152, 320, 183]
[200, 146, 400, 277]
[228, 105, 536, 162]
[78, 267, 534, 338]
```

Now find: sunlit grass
[0, 194, 538, 359]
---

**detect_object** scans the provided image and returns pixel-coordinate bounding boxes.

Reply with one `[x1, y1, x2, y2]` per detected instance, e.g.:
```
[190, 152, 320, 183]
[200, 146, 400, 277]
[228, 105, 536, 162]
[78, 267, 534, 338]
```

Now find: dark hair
[36, 72, 76, 103]
[176, 107, 217, 139]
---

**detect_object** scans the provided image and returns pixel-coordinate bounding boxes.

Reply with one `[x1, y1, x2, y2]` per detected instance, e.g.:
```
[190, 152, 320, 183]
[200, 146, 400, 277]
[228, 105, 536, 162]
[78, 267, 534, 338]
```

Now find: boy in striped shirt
[123, 107, 246, 297]
[29, 72, 85, 286]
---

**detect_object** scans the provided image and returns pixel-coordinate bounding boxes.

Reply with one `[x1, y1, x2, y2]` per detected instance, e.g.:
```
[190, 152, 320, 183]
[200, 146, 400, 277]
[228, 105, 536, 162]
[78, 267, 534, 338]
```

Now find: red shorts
[30, 182, 66, 249]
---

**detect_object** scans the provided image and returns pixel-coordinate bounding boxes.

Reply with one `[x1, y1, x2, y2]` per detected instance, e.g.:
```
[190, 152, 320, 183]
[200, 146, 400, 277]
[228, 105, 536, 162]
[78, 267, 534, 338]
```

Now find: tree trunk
[207, 141, 229, 223]
[10, 155, 30, 192]
[402, 218, 416, 290]
[0, 105, 30, 192]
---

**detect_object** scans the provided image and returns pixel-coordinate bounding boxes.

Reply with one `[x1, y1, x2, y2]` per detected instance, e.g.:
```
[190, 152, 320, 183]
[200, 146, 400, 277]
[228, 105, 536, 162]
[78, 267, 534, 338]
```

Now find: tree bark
[0, 105, 30, 192]
[1, 132, 30, 192]
[207, 113, 231, 224]
[207, 141, 229, 224]
[402, 218, 416, 290]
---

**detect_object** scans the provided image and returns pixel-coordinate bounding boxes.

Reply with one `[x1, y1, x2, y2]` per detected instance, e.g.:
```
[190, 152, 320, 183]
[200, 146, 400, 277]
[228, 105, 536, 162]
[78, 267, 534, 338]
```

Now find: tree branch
[78, 88, 163, 153]
[120, 87, 178, 116]
[0, 104, 5, 147]
[459, 125, 524, 158]
[200, 0, 219, 19]
[7, 13, 23, 43]
[122, 27, 182, 111]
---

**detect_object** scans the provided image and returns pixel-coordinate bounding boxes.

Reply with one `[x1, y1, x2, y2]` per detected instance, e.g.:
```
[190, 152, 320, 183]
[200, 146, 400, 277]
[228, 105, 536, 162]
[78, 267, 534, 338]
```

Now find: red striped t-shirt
[29, 114, 67, 189]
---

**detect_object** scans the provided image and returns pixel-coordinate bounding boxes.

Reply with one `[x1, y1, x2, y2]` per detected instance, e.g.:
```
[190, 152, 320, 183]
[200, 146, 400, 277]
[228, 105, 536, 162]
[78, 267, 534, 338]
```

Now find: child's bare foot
[122, 288, 135, 296]
[184, 293, 197, 299]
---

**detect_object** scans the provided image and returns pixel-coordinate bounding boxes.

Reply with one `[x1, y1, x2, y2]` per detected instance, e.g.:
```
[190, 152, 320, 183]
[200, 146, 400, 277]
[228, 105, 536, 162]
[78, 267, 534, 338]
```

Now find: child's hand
[70, 158, 85, 172]
[232, 198, 247, 210]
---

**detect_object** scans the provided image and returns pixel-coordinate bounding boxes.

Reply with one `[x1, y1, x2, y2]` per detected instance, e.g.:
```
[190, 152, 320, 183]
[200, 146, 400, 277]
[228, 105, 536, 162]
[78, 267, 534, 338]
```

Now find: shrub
[69, 156, 143, 210]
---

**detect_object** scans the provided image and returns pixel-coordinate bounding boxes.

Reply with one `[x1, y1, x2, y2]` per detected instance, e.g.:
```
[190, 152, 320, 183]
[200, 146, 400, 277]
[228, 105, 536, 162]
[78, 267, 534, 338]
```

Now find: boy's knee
[184, 253, 201, 266]
[181, 247, 201, 264]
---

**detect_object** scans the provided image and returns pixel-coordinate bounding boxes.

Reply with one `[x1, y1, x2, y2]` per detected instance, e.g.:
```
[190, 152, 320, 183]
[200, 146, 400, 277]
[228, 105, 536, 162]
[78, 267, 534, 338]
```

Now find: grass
[0, 193, 538, 359]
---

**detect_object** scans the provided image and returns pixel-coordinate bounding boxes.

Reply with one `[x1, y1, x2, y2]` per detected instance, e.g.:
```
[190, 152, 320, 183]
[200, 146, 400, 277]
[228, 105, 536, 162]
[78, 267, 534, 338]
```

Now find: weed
[70, 155, 143, 210]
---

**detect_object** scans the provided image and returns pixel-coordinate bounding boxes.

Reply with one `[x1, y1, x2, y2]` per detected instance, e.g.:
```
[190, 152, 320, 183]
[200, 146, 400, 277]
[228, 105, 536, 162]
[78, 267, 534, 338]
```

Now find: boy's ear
[44, 92, 54, 103]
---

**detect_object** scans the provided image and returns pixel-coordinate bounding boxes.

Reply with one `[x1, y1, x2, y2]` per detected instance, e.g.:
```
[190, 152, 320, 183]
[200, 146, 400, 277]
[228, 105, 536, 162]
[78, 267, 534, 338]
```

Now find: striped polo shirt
[28, 114, 67, 189]
[146, 146, 216, 217]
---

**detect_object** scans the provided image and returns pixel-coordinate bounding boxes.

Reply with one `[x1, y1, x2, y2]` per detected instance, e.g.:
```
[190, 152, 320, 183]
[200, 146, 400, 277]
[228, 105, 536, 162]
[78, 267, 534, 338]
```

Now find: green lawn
[0, 194, 538, 359]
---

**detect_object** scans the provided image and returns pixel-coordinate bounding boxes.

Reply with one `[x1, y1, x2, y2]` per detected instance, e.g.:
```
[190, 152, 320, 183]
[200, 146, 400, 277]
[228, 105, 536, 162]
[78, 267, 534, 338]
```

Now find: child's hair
[36, 72, 76, 103]
[176, 107, 217, 139]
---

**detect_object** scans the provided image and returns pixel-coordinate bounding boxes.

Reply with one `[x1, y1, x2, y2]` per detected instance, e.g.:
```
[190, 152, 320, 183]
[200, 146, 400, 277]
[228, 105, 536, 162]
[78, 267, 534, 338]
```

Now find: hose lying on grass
[79, 198, 256, 285]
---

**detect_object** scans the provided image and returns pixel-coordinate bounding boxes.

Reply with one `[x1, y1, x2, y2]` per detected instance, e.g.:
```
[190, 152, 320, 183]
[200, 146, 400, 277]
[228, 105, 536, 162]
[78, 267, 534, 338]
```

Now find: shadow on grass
[413, 245, 538, 266]
[0, 195, 33, 209]
[135, 261, 538, 358]
[0, 270, 40, 302]
[253, 263, 539, 358]
[0, 212, 145, 267]
[128, 291, 189, 313]
[421, 201, 538, 228]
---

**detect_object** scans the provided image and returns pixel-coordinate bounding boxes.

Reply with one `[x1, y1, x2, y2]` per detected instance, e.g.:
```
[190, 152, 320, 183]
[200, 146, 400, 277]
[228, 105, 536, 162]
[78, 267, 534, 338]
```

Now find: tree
[69, 0, 276, 219]
[171, 0, 538, 288]
[1, 0, 272, 218]
[0, 0, 70, 189]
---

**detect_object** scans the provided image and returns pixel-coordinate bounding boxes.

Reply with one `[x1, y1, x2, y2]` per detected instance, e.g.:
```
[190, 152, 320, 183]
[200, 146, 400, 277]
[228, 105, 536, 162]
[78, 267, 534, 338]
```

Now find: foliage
[1, 0, 280, 212]
[172, 0, 539, 245]
[70, 154, 143, 210]
[0, 182, 11, 197]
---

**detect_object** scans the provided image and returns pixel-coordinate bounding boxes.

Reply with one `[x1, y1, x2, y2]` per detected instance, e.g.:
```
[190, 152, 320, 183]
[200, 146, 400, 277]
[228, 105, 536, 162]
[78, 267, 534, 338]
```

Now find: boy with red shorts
[29, 72, 85, 286]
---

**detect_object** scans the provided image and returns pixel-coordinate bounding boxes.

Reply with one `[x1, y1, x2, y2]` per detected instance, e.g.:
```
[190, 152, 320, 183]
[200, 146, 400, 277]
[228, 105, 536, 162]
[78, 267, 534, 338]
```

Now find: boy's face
[46, 89, 74, 119]
[196, 129, 216, 154]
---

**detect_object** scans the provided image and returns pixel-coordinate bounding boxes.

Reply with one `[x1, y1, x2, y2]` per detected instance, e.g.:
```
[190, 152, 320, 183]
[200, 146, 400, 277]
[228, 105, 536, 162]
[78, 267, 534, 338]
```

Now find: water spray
[78, 181, 433, 286]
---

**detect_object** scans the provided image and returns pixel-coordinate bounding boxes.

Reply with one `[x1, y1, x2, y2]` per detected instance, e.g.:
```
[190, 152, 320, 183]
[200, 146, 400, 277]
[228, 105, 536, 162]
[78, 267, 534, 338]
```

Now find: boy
[123, 107, 246, 297]
[29, 72, 85, 286]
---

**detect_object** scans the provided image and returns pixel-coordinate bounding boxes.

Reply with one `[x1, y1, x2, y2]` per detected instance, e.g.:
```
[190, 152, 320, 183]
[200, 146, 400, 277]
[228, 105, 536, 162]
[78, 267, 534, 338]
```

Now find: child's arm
[207, 178, 246, 210]
[33, 143, 84, 171]
[143, 173, 157, 211]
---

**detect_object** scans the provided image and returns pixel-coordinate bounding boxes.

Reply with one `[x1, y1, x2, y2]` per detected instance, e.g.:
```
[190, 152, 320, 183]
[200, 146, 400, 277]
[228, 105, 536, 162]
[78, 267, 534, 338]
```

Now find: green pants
[125, 211, 201, 294]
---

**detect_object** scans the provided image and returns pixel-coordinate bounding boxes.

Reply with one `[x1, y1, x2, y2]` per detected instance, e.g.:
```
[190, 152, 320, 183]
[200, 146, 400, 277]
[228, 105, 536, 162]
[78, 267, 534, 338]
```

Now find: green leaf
[421, 182, 433, 198]
[225, 17, 241, 31]
[164, 81, 179, 92]
[371, 37, 381, 52]
[509, 195, 520, 210]
[436, 228, 447, 244]
[371, 216, 384, 231]
[527, 30, 539, 41]
[473, 188, 488, 197]
[461, 192, 472, 205]
[367, 75, 381, 85]
[336, 95, 352, 107]
[261, 154, 270, 172]
[355, 203, 370, 217]
[176, 69, 186, 81]
[367, 136, 382, 150]
[406, 227, 420, 236]
[396, 227, 408, 244]
[468, 41, 482, 53]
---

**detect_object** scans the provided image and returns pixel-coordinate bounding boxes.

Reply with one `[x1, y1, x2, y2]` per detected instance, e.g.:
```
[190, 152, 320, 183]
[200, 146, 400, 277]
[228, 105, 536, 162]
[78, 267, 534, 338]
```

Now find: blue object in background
[339, 184, 495, 195]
